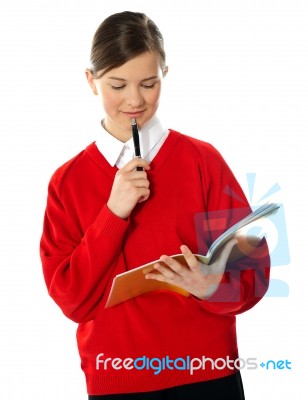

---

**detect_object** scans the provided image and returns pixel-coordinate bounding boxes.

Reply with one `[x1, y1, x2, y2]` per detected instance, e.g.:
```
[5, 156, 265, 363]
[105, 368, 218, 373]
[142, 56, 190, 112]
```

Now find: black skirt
[88, 371, 245, 400]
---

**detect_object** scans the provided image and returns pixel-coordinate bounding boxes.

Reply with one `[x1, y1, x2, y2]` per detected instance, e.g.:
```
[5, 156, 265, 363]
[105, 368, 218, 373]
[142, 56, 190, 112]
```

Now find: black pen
[131, 118, 143, 171]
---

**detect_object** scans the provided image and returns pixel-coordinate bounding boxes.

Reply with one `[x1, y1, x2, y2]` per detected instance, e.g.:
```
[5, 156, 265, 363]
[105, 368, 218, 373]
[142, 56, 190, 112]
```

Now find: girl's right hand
[107, 158, 150, 219]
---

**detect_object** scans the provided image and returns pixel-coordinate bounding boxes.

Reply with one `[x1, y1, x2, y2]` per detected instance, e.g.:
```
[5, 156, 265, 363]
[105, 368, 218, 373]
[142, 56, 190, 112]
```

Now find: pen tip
[132, 118, 136, 124]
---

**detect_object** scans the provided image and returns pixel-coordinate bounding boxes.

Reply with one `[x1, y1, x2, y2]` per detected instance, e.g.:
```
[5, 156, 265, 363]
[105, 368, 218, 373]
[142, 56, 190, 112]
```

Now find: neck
[102, 120, 132, 143]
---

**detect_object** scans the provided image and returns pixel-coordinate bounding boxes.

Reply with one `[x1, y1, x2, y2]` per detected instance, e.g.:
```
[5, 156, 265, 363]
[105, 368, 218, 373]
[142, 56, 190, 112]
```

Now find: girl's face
[86, 52, 166, 142]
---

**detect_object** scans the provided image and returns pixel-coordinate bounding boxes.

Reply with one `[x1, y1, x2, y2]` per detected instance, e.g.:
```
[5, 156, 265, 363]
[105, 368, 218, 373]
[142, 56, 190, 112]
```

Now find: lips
[123, 111, 146, 118]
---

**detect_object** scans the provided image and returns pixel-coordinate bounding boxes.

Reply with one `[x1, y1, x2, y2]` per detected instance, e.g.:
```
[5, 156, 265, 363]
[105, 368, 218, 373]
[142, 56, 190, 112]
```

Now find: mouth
[122, 110, 146, 119]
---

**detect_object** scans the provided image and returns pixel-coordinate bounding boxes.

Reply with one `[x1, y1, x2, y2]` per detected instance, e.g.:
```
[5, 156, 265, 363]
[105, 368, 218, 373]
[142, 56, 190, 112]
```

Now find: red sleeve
[193, 143, 271, 315]
[201, 241, 270, 315]
[40, 171, 129, 323]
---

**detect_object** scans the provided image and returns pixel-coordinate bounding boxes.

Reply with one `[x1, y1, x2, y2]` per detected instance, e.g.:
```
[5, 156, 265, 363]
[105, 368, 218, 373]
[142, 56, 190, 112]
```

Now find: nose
[126, 87, 145, 108]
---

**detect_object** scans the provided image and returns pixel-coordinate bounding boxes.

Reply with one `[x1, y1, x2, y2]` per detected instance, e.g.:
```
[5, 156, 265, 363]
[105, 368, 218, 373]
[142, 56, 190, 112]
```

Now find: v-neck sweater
[40, 130, 270, 395]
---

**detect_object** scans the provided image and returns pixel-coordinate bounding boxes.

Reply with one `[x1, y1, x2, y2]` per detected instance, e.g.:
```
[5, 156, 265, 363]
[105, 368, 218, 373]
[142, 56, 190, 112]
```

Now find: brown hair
[89, 11, 166, 78]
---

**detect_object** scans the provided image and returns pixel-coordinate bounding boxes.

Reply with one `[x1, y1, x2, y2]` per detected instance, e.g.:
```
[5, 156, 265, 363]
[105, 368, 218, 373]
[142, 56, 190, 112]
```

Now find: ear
[162, 66, 169, 77]
[85, 68, 98, 95]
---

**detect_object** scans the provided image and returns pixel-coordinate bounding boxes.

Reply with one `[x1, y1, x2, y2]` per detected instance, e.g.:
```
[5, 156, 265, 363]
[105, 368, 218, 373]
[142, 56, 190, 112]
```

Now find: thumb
[215, 238, 238, 269]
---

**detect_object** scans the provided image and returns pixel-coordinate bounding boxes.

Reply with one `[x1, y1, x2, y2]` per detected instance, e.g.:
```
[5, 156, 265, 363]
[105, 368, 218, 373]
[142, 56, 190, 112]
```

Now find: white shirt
[95, 116, 169, 168]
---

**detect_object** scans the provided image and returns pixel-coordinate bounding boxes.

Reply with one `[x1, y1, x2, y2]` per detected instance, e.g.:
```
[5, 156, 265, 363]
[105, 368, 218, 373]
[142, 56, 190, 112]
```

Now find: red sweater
[40, 130, 270, 395]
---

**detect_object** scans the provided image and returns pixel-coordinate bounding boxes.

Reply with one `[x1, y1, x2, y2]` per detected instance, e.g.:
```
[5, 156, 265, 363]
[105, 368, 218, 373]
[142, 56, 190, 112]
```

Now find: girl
[40, 11, 270, 399]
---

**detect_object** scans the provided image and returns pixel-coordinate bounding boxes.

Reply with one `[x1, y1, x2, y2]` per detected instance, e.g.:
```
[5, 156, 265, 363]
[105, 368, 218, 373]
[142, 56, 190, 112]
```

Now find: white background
[0, 0, 307, 398]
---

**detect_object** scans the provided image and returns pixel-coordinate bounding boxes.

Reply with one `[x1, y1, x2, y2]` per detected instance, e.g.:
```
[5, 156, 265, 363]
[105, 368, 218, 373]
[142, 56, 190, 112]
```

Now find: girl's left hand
[145, 239, 238, 300]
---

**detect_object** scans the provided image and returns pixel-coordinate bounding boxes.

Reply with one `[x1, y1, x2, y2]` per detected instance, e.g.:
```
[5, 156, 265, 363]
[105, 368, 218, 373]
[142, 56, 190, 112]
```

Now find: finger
[153, 262, 178, 279]
[145, 263, 175, 281]
[134, 180, 150, 189]
[144, 272, 168, 282]
[121, 158, 150, 172]
[129, 172, 150, 184]
[137, 189, 150, 203]
[159, 255, 186, 276]
[217, 238, 238, 267]
[180, 245, 200, 271]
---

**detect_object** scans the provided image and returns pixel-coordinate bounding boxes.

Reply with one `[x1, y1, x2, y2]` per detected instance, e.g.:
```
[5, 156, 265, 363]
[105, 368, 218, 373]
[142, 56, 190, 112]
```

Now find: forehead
[104, 52, 162, 80]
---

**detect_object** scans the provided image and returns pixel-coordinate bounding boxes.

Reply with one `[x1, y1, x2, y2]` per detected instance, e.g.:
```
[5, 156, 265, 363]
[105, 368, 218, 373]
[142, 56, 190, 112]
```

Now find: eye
[111, 85, 125, 91]
[141, 83, 156, 89]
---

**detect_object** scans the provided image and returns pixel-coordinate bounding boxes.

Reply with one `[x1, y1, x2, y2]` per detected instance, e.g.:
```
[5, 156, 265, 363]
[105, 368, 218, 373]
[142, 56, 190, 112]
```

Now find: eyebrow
[107, 76, 159, 82]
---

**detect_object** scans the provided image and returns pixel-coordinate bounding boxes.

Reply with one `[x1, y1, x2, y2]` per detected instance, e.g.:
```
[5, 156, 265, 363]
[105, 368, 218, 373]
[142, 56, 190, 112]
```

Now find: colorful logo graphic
[194, 173, 290, 298]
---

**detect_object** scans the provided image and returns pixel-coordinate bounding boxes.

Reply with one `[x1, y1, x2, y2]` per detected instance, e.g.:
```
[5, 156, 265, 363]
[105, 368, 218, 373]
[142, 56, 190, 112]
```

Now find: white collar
[95, 116, 168, 167]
